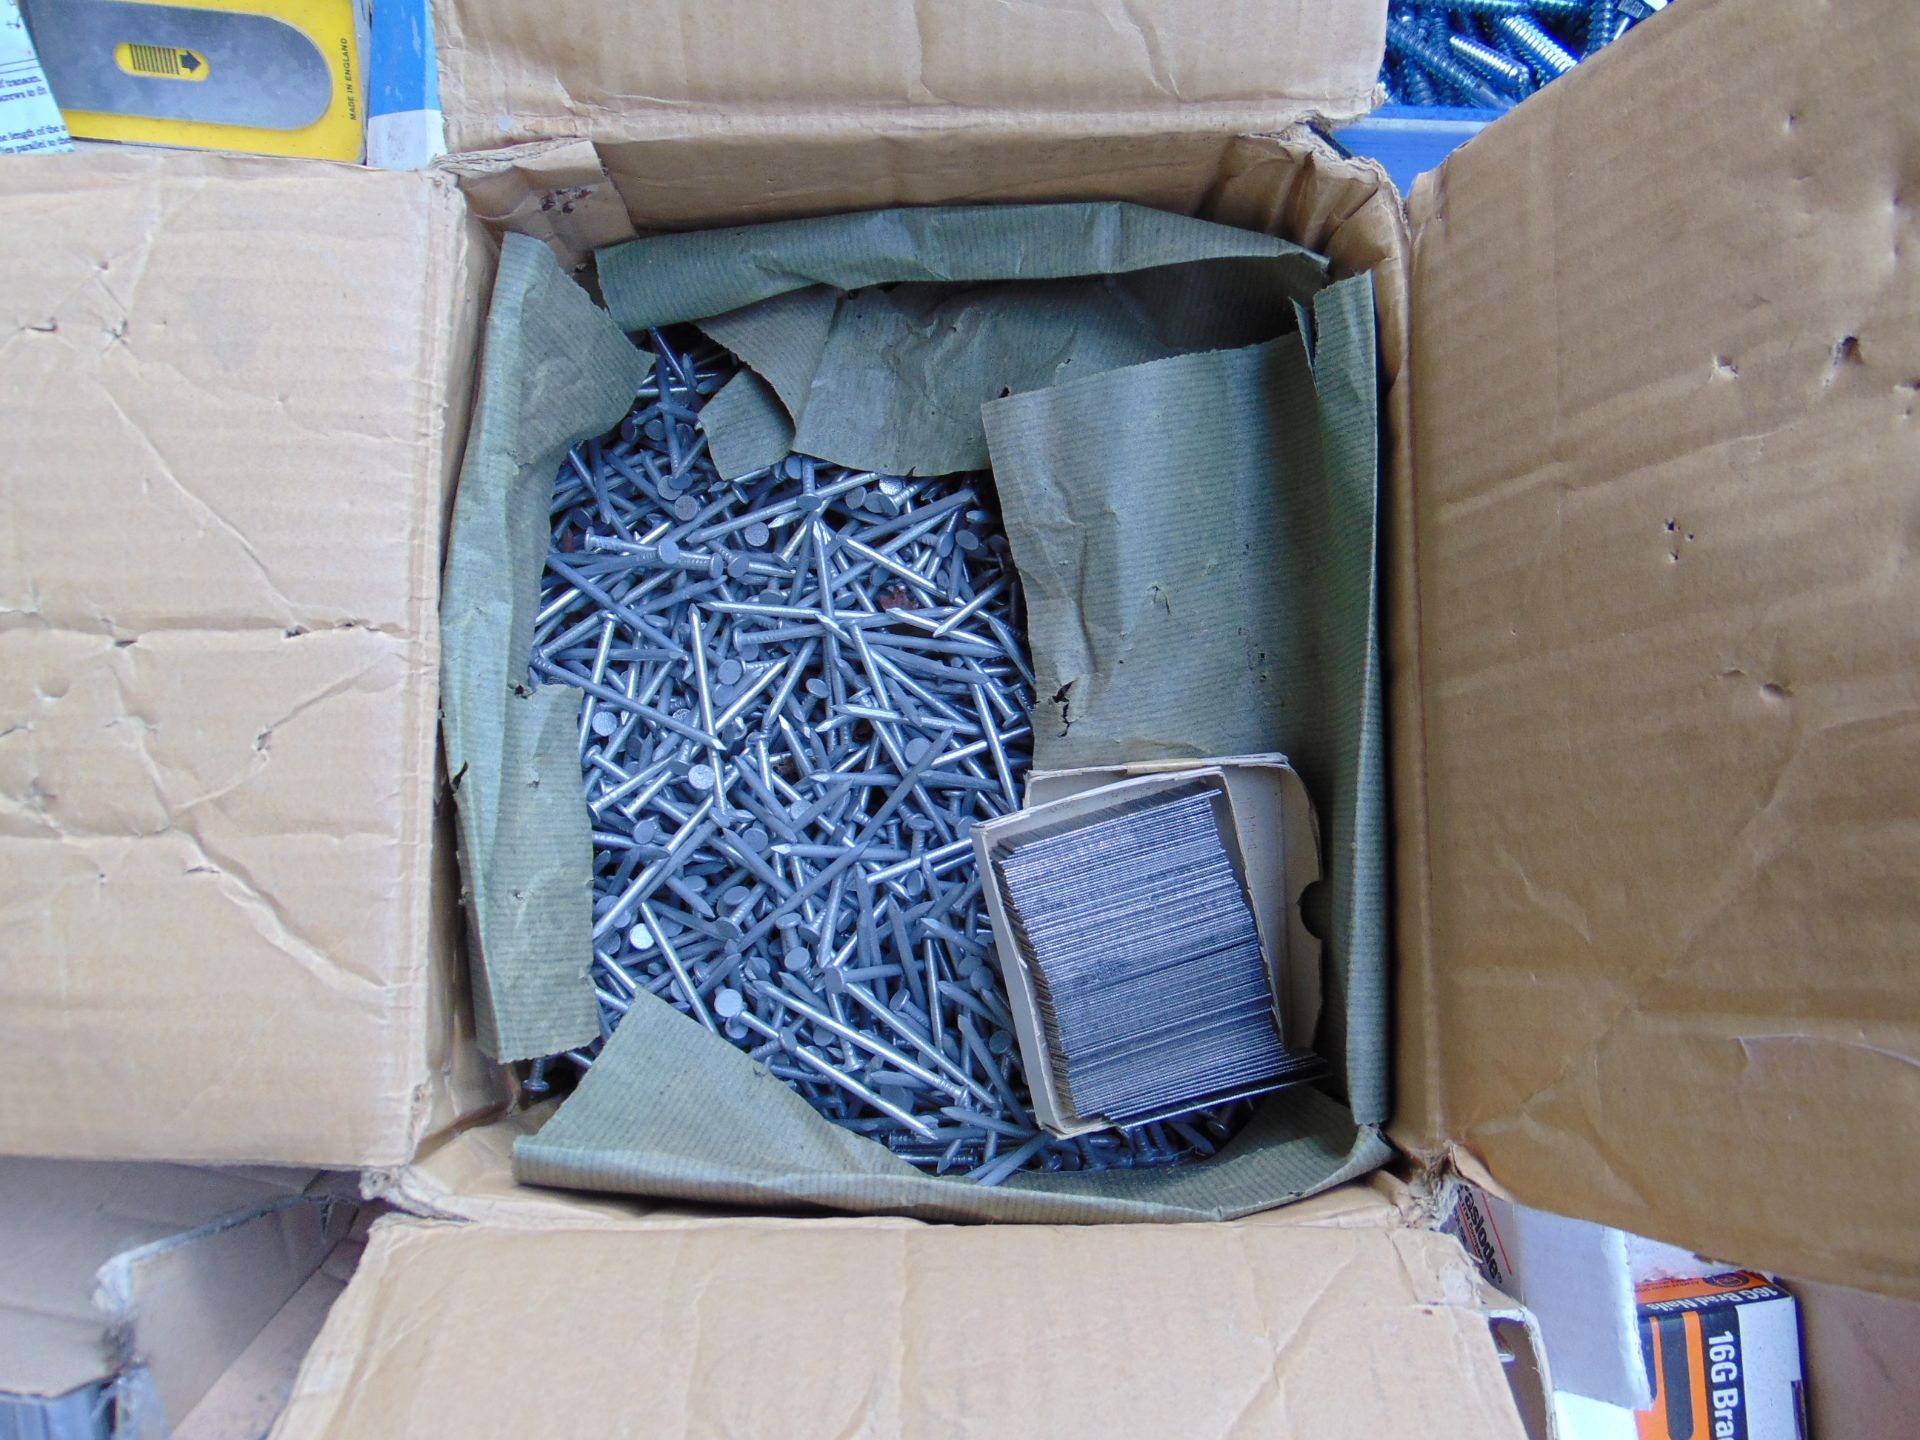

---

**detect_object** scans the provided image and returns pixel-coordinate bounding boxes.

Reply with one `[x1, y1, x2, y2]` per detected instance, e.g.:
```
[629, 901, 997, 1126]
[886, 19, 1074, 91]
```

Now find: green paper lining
[601, 203, 1330, 479]
[440, 234, 654, 1062]
[443, 209, 1389, 1220]
[514, 990, 1392, 1221]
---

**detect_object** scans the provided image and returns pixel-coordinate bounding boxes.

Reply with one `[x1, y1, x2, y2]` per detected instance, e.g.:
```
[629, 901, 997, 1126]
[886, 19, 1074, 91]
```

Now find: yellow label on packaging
[52, 0, 362, 161]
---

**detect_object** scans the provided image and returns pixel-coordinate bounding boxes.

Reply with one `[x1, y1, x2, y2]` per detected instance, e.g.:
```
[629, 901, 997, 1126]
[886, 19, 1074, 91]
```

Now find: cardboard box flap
[0, 1159, 341, 1434]
[435, 0, 1387, 153]
[176, 1228, 369, 1440]
[275, 1208, 1528, 1440]
[1407, 0, 1920, 1297]
[0, 149, 501, 1167]
[0, 1161, 301, 1400]
[1794, 1276, 1920, 1440]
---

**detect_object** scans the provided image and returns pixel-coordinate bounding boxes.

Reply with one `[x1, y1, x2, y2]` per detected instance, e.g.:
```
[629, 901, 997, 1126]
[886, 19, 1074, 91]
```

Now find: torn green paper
[599, 204, 1330, 477]
[440, 234, 654, 1062]
[698, 370, 795, 478]
[514, 986, 1391, 1222]
[981, 275, 1385, 1119]
[600, 204, 1330, 328]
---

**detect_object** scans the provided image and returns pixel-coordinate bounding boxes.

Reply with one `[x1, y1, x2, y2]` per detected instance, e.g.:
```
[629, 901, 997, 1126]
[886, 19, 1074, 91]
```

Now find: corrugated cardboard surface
[1791, 1275, 1920, 1440]
[1409, 0, 1919, 1295]
[275, 1205, 1526, 1440]
[0, 151, 502, 1165]
[0, 1161, 308, 1401]
[480, 122, 1412, 259]
[434, 0, 1387, 152]
[0, 1156, 340, 1440]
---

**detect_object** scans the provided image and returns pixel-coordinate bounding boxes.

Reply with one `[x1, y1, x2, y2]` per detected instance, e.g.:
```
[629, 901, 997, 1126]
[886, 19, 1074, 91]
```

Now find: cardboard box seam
[443, 98, 1386, 157]
[1295, 135, 1447, 1163]
[398, 173, 509, 1165]
[429, 0, 1390, 150]
[342, 1196, 1533, 1274]
[1246, 131, 1434, 1151]
[1384, 242, 1447, 1164]
[394, 171, 458, 1164]
[1380, 127, 1470, 1170]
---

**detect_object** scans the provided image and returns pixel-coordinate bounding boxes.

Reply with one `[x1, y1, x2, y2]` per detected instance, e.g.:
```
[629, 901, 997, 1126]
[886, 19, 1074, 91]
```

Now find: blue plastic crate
[1332, 103, 1502, 195]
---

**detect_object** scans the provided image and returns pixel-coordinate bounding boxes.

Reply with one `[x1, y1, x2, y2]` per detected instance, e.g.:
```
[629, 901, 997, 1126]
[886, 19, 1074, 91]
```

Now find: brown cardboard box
[1, 0, 1915, 1429]
[1400, 0, 1920, 1294]
[0, 1159, 356, 1438]
[0, 154, 503, 1167]
[275, 1158, 1532, 1440]
[0, 2, 1404, 1167]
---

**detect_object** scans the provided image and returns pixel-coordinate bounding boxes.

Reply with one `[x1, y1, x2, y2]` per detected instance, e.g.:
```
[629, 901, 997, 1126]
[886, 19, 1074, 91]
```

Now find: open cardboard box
[1, 0, 1915, 1432]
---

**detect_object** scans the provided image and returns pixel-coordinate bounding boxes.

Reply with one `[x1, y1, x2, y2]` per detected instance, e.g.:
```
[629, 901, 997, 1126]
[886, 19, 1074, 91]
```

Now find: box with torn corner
[267, 1118, 1549, 1440]
[0, 0, 1915, 1416]
[0, 1160, 357, 1440]
[0, 4, 1400, 1221]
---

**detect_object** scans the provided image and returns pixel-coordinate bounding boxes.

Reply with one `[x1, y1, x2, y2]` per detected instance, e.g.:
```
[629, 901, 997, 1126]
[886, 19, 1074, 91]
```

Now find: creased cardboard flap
[0, 1159, 339, 1434]
[0, 150, 500, 1166]
[274, 1206, 1527, 1440]
[434, 0, 1387, 153]
[1408, 0, 1920, 1297]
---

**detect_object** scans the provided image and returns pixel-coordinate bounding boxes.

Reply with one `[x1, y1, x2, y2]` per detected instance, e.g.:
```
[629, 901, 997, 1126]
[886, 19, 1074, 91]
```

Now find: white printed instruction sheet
[1, 0, 70, 153]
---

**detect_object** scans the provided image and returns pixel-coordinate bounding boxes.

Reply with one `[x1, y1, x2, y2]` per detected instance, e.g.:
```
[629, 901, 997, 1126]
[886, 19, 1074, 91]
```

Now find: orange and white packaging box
[1442, 1177, 1808, 1440]
[1634, 1272, 1804, 1440]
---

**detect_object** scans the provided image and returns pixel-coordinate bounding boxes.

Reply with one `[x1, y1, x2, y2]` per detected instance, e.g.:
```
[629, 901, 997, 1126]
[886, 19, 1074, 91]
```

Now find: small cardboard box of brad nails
[975, 756, 1322, 1138]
